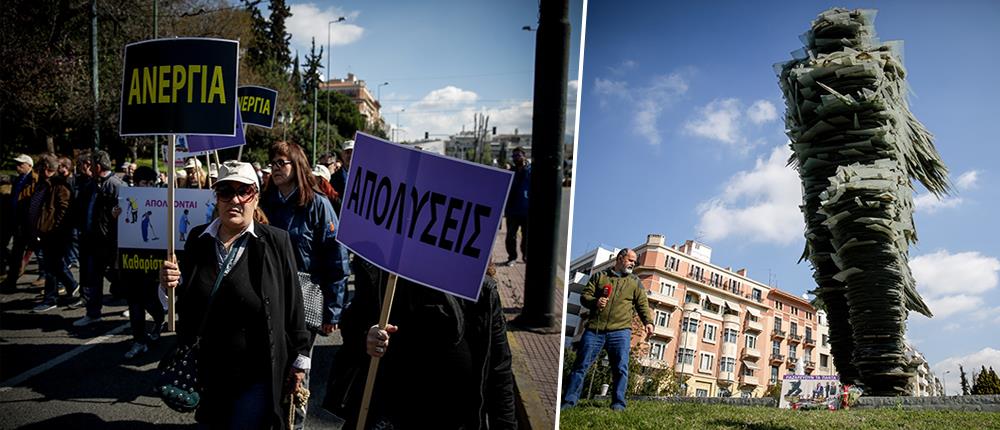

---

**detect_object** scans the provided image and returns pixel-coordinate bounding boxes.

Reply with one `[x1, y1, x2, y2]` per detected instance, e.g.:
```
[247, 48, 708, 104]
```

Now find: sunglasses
[215, 184, 257, 202]
[269, 159, 293, 169]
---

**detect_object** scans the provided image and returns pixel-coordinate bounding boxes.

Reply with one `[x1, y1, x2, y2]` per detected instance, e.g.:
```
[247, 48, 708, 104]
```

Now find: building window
[660, 280, 677, 296]
[667, 256, 679, 272]
[771, 366, 779, 384]
[822, 334, 829, 346]
[741, 390, 752, 399]
[720, 357, 736, 373]
[702, 299, 720, 314]
[690, 266, 705, 282]
[772, 340, 781, 356]
[655, 310, 671, 327]
[717, 388, 731, 398]
[696, 388, 709, 398]
[805, 327, 813, 342]
[723, 328, 738, 344]
[649, 341, 666, 361]
[803, 347, 812, 360]
[791, 307, 799, 316]
[776, 301, 783, 311]
[682, 317, 699, 333]
[677, 348, 695, 365]
[742, 365, 755, 377]
[704, 324, 718, 343]
[685, 293, 698, 304]
[790, 322, 798, 337]
[699, 353, 715, 372]
[774, 317, 782, 332]
[820, 354, 829, 368]
[752, 289, 762, 302]
[806, 311, 813, 320]
[745, 333, 758, 350]
[710, 272, 723, 287]
[789, 345, 797, 360]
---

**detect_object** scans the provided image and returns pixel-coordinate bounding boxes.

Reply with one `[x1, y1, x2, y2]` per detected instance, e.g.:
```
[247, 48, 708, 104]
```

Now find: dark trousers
[505, 215, 528, 262]
[41, 239, 78, 305]
[80, 244, 115, 319]
[127, 277, 164, 344]
[3, 231, 30, 288]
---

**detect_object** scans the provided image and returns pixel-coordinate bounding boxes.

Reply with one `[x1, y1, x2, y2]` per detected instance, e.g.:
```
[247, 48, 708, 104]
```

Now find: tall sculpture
[776, 8, 949, 395]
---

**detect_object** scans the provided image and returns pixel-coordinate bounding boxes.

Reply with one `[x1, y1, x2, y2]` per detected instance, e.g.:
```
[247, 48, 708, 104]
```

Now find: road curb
[507, 331, 550, 430]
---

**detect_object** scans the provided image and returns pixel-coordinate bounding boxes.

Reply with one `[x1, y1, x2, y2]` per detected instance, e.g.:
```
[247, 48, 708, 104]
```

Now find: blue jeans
[562, 328, 631, 409]
[41, 241, 77, 305]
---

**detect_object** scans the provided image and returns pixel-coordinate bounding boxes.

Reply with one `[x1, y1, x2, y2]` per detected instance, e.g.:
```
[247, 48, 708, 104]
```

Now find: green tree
[960, 365, 971, 395]
[301, 38, 324, 97]
[242, 0, 269, 70]
[266, 0, 292, 71]
[972, 366, 1000, 395]
[321, 91, 364, 141]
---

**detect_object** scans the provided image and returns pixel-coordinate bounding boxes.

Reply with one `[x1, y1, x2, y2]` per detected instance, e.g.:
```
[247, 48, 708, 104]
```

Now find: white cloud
[956, 170, 980, 190]
[747, 100, 779, 124]
[286, 4, 365, 79]
[932, 347, 1000, 395]
[608, 59, 637, 75]
[395, 86, 532, 140]
[911, 250, 1000, 297]
[685, 98, 742, 144]
[914, 193, 963, 213]
[696, 145, 803, 244]
[412, 86, 478, 109]
[910, 249, 1000, 319]
[593, 73, 688, 145]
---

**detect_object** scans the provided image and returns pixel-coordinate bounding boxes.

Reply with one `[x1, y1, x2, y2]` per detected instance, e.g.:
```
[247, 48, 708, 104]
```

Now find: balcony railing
[769, 354, 784, 364]
[743, 348, 761, 359]
[717, 372, 736, 384]
[786, 357, 797, 367]
[648, 290, 680, 308]
[745, 319, 763, 332]
[805, 360, 816, 370]
[804, 337, 816, 346]
[652, 324, 676, 338]
[740, 375, 759, 386]
[772, 330, 786, 339]
[789, 334, 802, 343]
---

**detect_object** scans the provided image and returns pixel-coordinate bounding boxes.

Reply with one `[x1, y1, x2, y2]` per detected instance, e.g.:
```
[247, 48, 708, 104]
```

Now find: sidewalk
[491, 221, 564, 430]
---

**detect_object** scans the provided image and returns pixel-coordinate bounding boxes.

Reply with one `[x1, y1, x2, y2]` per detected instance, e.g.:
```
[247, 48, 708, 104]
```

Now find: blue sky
[279, 0, 583, 141]
[571, 0, 999, 394]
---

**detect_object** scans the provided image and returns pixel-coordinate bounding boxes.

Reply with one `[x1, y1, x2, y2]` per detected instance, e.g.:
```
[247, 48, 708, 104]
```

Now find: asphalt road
[0, 263, 346, 429]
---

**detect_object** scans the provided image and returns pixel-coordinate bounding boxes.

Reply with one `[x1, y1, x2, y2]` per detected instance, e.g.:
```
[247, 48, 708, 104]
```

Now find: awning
[723, 300, 741, 312]
[746, 307, 762, 318]
[742, 360, 759, 370]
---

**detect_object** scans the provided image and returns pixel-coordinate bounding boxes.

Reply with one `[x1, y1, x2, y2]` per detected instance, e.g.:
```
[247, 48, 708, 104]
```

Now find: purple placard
[183, 111, 246, 152]
[336, 133, 513, 302]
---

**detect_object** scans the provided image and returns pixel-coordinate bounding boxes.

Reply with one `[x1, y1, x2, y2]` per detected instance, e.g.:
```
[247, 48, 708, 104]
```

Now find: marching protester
[311, 164, 339, 204]
[183, 158, 208, 189]
[1, 154, 38, 293]
[75, 150, 125, 327]
[57, 156, 80, 269]
[160, 160, 311, 429]
[323, 258, 517, 429]
[29, 154, 77, 312]
[561, 248, 654, 411]
[116, 166, 165, 359]
[260, 141, 350, 429]
[329, 140, 353, 215]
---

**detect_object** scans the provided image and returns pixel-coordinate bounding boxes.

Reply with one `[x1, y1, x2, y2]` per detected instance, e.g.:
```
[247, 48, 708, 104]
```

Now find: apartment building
[565, 234, 836, 398]
[320, 73, 383, 130]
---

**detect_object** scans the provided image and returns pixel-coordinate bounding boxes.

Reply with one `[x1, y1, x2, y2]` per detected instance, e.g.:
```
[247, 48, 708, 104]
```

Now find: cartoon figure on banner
[141, 211, 160, 242]
[127, 197, 139, 223]
[179, 209, 190, 241]
[205, 199, 216, 223]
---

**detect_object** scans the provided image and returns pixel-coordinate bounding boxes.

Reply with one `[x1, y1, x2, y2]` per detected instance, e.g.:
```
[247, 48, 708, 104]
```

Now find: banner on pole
[336, 133, 513, 302]
[238, 86, 278, 128]
[116, 187, 215, 251]
[183, 112, 247, 153]
[119, 38, 239, 137]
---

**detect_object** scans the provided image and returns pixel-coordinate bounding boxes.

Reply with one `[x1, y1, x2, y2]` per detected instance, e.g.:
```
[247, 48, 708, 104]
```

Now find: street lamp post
[393, 108, 405, 142]
[944, 370, 951, 396]
[377, 81, 389, 103]
[326, 17, 345, 158]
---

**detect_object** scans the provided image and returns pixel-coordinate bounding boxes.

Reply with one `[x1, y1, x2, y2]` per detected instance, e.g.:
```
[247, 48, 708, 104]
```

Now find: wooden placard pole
[356, 273, 398, 430]
[166, 134, 177, 332]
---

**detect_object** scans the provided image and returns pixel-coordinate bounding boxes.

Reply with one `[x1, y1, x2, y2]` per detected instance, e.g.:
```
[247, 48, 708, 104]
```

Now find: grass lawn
[559, 400, 1000, 430]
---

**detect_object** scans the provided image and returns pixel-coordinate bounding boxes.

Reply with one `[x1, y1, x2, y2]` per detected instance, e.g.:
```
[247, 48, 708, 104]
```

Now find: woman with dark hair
[259, 141, 350, 429]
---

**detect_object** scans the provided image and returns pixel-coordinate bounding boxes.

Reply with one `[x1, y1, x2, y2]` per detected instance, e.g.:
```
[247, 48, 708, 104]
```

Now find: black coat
[323, 258, 517, 429]
[176, 222, 310, 429]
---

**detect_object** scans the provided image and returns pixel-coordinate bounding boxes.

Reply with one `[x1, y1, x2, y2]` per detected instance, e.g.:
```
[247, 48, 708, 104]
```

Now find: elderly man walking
[561, 248, 653, 411]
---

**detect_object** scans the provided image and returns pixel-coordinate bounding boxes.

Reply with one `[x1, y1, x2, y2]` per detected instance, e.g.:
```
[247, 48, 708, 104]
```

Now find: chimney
[646, 234, 665, 247]
[737, 268, 748, 277]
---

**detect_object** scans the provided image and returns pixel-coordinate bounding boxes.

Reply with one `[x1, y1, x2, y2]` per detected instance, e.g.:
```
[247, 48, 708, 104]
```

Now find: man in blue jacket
[503, 147, 530, 266]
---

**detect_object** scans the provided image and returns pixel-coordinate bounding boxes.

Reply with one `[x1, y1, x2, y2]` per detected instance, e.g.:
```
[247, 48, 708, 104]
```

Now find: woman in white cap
[160, 160, 310, 428]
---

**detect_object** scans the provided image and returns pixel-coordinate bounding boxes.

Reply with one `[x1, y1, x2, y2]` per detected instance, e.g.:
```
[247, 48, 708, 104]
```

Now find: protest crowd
[0, 142, 518, 429]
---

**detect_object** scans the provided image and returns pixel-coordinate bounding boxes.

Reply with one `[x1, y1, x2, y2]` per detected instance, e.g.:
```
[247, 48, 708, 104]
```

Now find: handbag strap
[194, 233, 249, 337]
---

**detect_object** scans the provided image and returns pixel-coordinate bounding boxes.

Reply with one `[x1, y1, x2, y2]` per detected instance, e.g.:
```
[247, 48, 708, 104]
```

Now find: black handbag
[156, 235, 246, 412]
[297, 271, 324, 333]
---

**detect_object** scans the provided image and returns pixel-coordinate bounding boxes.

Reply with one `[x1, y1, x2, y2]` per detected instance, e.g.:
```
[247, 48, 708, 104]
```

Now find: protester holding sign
[323, 257, 517, 429]
[159, 161, 310, 428]
[259, 141, 350, 429]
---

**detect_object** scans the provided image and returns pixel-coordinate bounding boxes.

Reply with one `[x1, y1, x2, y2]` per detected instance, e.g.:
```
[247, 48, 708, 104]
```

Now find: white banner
[117, 187, 215, 250]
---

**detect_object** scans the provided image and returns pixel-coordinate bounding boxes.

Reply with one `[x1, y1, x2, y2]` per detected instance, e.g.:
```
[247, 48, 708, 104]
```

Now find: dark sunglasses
[215, 184, 257, 202]
[269, 159, 293, 169]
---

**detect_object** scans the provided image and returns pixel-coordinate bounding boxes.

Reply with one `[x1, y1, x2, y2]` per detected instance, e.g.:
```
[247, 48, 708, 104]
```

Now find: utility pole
[90, 0, 100, 151]
[513, 0, 570, 332]
[313, 86, 318, 164]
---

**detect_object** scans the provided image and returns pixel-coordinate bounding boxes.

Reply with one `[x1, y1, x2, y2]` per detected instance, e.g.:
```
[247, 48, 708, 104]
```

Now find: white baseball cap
[215, 160, 259, 188]
[13, 154, 33, 167]
[312, 164, 331, 181]
[184, 158, 202, 169]
[342, 140, 355, 151]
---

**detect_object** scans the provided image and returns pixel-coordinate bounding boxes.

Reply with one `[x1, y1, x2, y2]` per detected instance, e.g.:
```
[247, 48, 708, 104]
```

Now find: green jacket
[581, 268, 653, 332]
